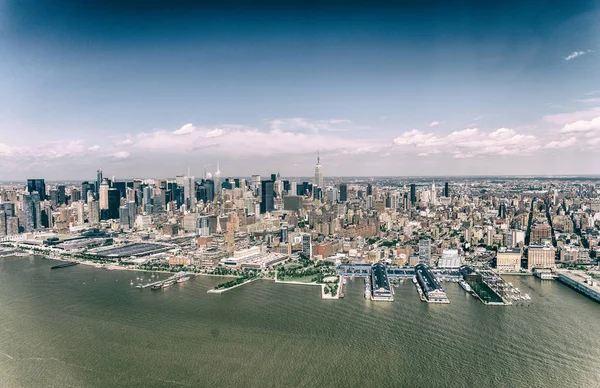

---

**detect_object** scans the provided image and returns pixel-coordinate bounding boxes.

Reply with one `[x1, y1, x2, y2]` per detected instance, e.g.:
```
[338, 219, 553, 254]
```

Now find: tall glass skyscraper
[22, 192, 41, 232]
[260, 180, 274, 214]
[27, 179, 46, 200]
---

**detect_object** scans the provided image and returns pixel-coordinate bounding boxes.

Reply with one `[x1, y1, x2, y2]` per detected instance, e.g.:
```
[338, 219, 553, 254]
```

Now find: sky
[1, 0, 600, 180]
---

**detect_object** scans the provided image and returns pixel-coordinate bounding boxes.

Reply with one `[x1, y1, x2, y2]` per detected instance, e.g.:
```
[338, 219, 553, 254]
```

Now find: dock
[136, 272, 189, 289]
[556, 270, 600, 303]
[50, 262, 79, 270]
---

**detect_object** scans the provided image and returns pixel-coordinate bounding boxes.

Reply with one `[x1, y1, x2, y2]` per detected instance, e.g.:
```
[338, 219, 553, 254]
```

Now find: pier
[556, 270, 600, 303]
[137, 272, 189, 289]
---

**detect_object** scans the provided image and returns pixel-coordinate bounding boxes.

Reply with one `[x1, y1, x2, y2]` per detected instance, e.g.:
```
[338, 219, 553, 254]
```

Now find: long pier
[137, 272, 188, 289]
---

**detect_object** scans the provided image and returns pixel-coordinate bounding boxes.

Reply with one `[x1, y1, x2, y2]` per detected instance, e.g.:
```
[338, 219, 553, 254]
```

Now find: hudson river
[1, 256, 599, 387]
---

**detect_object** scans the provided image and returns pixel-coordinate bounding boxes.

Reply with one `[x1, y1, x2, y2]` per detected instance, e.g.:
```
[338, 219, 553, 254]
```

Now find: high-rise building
[410, 184, 417, 204]
[498, 203, 507, 219]
[214, 161, 222, 195]
[280, 226, 288, 243]
[6, 216, 19, 236]
[0, 210, 6, 236]
[22, 192, 41, 232]
[251, 175, 261, 196]
[96, 169, 103, 196]
[81, 181, 94, 203]
[431, 181, 436, 205]
[99, 179, 110, 210]
[71, 188, 81, 203]
[57, 185, 66, 205]
[119, 205, 130, 229]
[183, 175, 195, 210]
[339, 183, 347, 202]
[444, 182, 449, 198]
[260, 180, 274, 214]
[197, 215, 210, 236]
[418, 239, 432, 266]
[314, 153, 324, 191]
[302, 234, 312, 259]
[27, 179, 46, 200]
[367, 183, 373, 196]
[106, 188, 120, 220]
[127, 201, 136, 227]
[89, 200, 100, 225]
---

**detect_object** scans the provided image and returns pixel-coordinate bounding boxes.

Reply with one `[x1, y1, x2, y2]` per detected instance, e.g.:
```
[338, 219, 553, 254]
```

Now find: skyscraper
[280, 226, 288, 243]
[302, 234, 312, 259]
[27, 179, 46, 200]
[214, 161, 222, 195]
[81, 181, 94, 203]
[314, 152, 324, 191]
[89, 200, 100, 225]
[410, 184, 417, 204]
[431, 181, 436, 205]
[22, 192, 41, 232]
[339, 183, 347, 202]
[99, 179, 110, 209]
[96, 169, 103, 196]
[0, 210, 6, 236]
[106, 188, 120, 220]
[183, 175, 195, 210]
[57, 185, 66, 205]
[444, 182, 449, 197]
[260, 180, 274, 214]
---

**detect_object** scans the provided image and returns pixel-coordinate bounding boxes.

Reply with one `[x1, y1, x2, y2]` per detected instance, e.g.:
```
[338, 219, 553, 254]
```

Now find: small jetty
[137, 272, 191, 289]
[50, 262, 79, 270]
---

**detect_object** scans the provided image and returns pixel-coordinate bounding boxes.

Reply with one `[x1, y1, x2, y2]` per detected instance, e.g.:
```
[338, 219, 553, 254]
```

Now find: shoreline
[207, 277, 260, 294]
[2, 253, 240, 278]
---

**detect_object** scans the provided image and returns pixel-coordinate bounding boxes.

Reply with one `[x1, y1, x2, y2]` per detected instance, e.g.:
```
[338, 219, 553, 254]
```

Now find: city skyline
[1, 1, 600, 179]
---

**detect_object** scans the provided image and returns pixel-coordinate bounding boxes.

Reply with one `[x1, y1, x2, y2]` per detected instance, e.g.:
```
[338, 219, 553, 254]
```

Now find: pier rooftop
[557, 270, 600, 302]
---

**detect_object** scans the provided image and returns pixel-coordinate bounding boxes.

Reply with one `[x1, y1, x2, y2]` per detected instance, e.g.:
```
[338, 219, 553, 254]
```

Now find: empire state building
[314, 153, 324, 189]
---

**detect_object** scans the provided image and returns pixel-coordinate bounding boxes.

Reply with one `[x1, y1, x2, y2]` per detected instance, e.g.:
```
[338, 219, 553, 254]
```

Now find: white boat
[177, 276, 190, 283]
[412, 276, 417, 284]
[459, 280, 473, 293]
[343, 278, 347, 285]
[162, 280, 176, 288]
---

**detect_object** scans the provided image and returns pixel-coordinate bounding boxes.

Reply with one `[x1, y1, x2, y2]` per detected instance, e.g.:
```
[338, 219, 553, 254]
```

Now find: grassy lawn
[278, 275, 316, 283]
[284, 263, 303, 270]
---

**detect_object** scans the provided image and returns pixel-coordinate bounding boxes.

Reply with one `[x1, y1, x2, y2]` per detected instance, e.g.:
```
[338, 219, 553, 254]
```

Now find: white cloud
[392, 129, 443, 147]
[116, 139, 134, 146]
[560, 116, 600, 134]
[564, 50, 593, 61]
[393, 126, 539, 158]
[586, 90, 600, 96]
[544, 107, 600, 125]
[88, 145, 101, 151]
[111, 151, 130, 159]
[173, 123, 196, 135]
[267, 118, 352, 133]
[429, 121, 440, 127]
[544, 137, 577, 149]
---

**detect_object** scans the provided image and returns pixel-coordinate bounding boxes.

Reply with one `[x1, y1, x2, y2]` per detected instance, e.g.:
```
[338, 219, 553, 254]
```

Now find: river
[1, 256, 599, 387]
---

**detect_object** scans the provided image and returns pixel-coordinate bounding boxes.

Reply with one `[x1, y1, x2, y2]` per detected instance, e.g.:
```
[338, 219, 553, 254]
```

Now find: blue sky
[1, 0, 600, 179]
